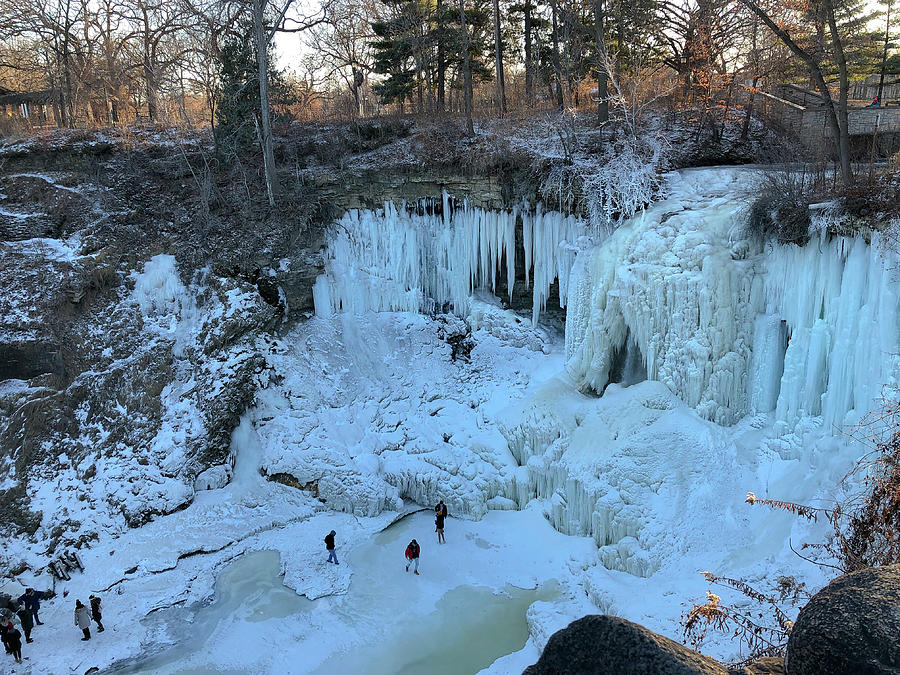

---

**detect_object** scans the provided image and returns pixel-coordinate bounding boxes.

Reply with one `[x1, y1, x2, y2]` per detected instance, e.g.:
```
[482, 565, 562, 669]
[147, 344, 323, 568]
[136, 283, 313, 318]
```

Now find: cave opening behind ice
[606, 328, 648, 390]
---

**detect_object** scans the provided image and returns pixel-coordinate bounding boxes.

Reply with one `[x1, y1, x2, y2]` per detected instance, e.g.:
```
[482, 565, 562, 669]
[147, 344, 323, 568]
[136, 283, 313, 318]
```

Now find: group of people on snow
[1, 588, 44, 664]
[1, 587, 107, 665]
[324, 500, 451, 575]
[75, 595, 104, 640]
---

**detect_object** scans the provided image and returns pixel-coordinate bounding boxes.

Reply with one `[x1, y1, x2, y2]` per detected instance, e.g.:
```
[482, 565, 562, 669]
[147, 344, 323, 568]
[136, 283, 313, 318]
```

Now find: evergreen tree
[215, 26, 293, 158]
[370, 0, 492, 110]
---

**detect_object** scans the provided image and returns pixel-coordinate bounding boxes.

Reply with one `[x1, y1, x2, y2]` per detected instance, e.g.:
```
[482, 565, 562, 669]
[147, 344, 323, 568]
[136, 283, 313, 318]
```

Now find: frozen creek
[6, 166, 899, 674]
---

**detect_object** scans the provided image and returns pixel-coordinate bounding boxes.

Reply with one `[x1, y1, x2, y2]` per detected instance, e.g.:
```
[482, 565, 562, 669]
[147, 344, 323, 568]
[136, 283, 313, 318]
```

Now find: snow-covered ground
[2, 166, 898, 674]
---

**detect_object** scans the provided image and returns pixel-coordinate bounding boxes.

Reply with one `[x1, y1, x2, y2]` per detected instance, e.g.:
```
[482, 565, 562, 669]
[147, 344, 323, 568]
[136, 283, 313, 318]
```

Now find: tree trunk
[593, 0, 608, 124]
[493, 0, 506, 115]
[253, 0, 278, 207]
[740, 75, 758, 140]
[550, 0, 564, 108]
[437, 0, 446, 107]
[878, 0, 892, 104]
[824, 0, 852, 184]
[524, 0, 533, 103]
[459, 0, 474, 135]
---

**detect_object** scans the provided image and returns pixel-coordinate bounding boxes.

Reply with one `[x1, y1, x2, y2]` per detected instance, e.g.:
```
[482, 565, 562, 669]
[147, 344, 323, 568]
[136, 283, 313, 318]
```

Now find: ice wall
[314, 196, 584, 325]
[752, 232, 900, 431]
[565, 169, 758, 425]
[565, 168, 900, 431]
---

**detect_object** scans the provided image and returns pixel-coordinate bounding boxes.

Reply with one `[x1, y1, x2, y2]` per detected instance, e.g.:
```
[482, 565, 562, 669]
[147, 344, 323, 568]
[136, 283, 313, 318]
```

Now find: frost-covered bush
[580, 140, 667, 236]
[539, 135, 667, 239]
[747, 171, 812, 246]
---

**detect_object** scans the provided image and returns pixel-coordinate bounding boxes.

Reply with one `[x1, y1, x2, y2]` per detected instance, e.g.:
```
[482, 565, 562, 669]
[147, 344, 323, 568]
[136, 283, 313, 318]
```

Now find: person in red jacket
[405, 539, 421, 575]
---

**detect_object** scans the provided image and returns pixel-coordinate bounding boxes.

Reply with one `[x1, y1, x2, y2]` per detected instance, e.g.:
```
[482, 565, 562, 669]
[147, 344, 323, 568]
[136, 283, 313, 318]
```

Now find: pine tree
[214, 27, 292, 159]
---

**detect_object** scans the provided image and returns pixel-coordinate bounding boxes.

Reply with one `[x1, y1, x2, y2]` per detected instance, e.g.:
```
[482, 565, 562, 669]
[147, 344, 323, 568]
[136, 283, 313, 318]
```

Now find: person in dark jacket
[75, 600, 91, 640]
[5, 622, 22, 663]
[435, 500, 448, 519]
[15, 604, 33, 643]
[325, 530, 339, 564]
[89, 595, 104, 632]
[0, 620, 10, 654]
[16, 589, 44, 625]
[435, 512, 445, 544]
[405, 539, 421, 574]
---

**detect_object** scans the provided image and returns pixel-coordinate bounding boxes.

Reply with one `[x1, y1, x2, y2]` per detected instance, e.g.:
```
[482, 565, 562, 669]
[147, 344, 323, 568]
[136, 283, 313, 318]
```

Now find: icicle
[317, 199, 585, 324]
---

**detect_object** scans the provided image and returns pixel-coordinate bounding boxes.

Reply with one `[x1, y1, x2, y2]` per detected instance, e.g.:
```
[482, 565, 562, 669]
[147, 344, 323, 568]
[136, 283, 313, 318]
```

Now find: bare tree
[306, 0, 375, 117]
[738, 0, 854, 183]
[593, 0, 609, 123]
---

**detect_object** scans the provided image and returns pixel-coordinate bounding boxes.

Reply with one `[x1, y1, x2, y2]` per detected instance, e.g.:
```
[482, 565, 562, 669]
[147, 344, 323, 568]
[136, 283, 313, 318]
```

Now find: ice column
[316, 198, 585, 324]
[758, 232, 900, 429]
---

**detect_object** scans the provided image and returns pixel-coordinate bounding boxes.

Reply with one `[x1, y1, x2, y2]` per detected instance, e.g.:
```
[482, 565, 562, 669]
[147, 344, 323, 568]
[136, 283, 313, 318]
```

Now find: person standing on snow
[89, 595, 104, 632]
[405, 539, 421, 574]
[74, 600, 92, 641]
[16, 588, 45, 626]
[5, 622, 22, 664]
[1, 619, 10, 654]
[435, 500, 448, 519]
[435, 511, 445, 544]
[325, 530, 339, 564]
[15, 603, 33, 643]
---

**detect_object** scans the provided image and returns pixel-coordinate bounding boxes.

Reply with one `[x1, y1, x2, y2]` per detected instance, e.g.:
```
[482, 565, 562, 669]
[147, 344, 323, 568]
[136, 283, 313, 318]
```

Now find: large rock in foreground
[523, 615, 729, 675]
[786, 564, 900, 675]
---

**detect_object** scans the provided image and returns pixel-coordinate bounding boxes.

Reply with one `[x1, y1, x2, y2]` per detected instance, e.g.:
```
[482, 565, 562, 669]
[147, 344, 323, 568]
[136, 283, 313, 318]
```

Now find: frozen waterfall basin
[111, 508, 594, 674]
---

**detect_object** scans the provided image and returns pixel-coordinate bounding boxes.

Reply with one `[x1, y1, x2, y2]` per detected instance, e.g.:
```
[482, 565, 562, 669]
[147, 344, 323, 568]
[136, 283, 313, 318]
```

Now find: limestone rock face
[523, 615, 729, 675]
[786, 564, 900, 675]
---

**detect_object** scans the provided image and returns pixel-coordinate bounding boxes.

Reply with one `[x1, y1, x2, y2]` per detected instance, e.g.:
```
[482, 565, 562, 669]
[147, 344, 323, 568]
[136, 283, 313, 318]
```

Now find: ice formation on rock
[754, 232, 899, 432]
[314, 195, 584, 325]
[499, 168, 900, 575]
[565, 169, 759, 425]
[565, 169, 900, 430]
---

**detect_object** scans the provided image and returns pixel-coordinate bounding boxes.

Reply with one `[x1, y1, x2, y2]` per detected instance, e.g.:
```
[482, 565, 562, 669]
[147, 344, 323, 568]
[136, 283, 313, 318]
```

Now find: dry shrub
[839, 170, 900, 221]
[682, 573, 809, 665]
[747, 170, 813, 246]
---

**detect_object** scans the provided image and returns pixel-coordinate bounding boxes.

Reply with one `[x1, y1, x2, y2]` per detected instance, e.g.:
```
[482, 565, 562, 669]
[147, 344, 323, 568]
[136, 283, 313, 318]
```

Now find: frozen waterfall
[565, 168, 900, 430]
[313, 195, 584, 325]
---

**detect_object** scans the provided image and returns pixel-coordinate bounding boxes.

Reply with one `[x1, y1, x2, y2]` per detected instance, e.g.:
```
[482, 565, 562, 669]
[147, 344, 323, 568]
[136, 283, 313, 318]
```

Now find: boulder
[730, 657, 785, 675]
[523, 615, 729, 675]
[786, 564, 900, 675]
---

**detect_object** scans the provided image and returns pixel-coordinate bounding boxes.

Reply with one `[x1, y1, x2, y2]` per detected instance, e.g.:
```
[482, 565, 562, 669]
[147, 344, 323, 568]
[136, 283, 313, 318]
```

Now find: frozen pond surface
[115, 512, 560, 674]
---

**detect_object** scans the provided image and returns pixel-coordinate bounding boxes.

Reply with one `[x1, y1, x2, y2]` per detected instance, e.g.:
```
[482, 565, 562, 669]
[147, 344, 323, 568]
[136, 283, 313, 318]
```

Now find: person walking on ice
[89, 595, 104, 632]
[325, 530, 339, 564]
[435, 510, 445, 544]
[75, 600, 91, 641]
[405, 539, 421, 574]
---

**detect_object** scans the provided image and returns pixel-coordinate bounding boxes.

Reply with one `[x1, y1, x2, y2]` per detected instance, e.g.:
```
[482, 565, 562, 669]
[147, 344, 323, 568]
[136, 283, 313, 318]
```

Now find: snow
[6, 237, 82, 261]
[3, 166, 899, 674]
[132, 254, 194, 323]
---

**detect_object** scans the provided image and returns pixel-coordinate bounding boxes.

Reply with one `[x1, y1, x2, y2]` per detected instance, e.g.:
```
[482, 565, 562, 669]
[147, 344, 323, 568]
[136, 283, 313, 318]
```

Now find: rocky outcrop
[786, 564, 900, 675]
[523, 615, 729, 675]
[730, 657, 785, 675]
